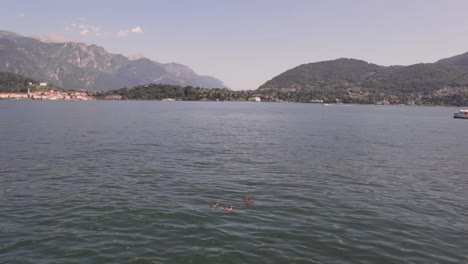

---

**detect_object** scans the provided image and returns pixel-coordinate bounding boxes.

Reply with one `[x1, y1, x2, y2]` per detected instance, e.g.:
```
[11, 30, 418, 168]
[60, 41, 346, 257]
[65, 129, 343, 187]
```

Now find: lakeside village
[0, 82, 93, 100]
[0, 91, 263, 102]
[0, 90, 259, 102]
[0, 82, 264, 102]
[2, 82, 455, 105]
[0, 86, 397, 104]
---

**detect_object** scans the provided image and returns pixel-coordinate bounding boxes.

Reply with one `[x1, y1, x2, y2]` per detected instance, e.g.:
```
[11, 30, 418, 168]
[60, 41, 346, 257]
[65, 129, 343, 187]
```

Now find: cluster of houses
[249, 96, 262, 102]
[0, 85, 93, 100]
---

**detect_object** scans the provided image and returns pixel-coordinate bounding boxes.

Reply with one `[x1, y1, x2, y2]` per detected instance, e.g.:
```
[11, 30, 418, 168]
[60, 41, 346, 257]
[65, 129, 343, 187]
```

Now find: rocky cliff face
[0, 30, 226, 91]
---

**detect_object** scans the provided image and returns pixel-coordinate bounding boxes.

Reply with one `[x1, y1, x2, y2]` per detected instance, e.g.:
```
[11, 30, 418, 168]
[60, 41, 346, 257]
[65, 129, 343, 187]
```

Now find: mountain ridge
[436, 51, 468, 67]
[258, 55, 468, 105]
[0, 30, 226, 91]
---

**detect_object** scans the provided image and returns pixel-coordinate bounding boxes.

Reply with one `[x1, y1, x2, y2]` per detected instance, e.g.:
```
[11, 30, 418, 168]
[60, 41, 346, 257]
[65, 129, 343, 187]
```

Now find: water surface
[1, 101, 467, 263]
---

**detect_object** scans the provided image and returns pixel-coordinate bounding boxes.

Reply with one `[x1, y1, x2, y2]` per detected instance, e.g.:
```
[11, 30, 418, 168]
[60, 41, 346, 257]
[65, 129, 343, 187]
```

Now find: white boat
[454, 109, 468, 119]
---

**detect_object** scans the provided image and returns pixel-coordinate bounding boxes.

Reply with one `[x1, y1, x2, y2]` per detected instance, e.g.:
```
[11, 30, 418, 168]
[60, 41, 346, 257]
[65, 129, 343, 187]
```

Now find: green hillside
[0, 72, 38, 92]
[258, 57, 468, 106]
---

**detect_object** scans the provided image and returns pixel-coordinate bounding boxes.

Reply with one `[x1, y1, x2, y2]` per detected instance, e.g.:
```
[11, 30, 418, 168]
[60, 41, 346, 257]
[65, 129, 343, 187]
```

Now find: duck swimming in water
[244, 199, 254, 205]
[210, 202, 220, 208]
[242, 195, 254, 205]
[242, 195, 252, 201]
[223, 205, 233, 211]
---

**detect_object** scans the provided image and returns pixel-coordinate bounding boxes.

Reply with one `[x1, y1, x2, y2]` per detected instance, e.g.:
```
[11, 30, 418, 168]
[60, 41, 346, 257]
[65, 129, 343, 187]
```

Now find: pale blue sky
[1, 0, 468, 90]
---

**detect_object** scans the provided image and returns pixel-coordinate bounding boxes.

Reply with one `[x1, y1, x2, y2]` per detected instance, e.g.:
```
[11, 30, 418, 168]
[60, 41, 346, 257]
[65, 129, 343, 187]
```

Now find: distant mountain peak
[33, 33, 69, 43]
[128, 53, 146, 61]
[0, 30, 22, 38]
[334, 57, 367, 62]
[164, 62, 196, 77]
[259, 57, 384, 90]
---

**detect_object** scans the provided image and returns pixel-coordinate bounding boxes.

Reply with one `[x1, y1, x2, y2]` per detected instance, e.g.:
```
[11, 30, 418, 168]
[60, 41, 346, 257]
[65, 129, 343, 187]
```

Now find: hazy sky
[2, 0, 468, 90]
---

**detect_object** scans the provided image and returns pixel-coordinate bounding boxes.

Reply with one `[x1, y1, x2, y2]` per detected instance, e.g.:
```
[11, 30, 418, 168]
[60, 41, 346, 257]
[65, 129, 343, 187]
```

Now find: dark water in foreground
[0, 101, 467, 263]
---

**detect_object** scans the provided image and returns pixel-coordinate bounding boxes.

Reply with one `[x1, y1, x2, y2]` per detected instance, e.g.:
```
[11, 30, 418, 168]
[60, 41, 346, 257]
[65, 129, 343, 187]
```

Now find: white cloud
[117, 30, 129, 37]
[66, 22, 102, 37]
[34, 33, 69, 43]
[65, 20, 143, 38]
[131, 26, 143, 33]
[117, 26, 144, 38]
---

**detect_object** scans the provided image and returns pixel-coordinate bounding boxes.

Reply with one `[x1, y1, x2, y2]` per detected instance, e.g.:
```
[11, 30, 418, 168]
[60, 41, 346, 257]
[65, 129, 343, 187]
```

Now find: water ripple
[1, 102, 467, 263]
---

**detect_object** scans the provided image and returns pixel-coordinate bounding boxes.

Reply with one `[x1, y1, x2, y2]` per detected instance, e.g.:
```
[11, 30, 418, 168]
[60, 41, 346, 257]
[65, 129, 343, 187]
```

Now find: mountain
[436, 52, 468, 68]
[0, 30, 226, 91]
[258, 55, 468, 105]
[163, 62, 227, 88]
[259, 58, 387, 90]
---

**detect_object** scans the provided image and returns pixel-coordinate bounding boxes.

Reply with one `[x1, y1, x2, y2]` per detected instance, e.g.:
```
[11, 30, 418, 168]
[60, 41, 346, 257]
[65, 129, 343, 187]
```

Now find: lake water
[0, 101, 467, 263]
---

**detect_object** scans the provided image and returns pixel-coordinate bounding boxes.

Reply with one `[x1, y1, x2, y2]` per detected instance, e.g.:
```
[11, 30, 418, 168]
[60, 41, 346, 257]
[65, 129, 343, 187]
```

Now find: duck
[210, 202, 220, 208]
[244, 199, 254, 205]
[223, 205, 233, 211]
[242, 196, 254, 205]
[242, 195, 252, 201]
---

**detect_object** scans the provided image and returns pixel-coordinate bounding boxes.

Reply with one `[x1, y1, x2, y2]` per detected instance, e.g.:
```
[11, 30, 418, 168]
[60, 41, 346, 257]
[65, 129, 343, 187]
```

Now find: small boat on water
[454, 109, 468, 119]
